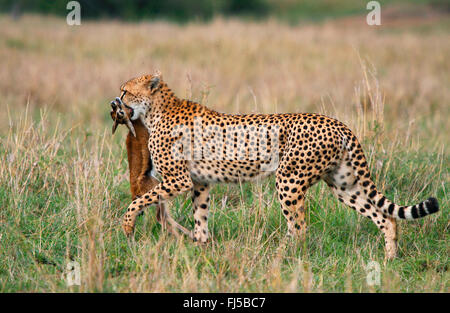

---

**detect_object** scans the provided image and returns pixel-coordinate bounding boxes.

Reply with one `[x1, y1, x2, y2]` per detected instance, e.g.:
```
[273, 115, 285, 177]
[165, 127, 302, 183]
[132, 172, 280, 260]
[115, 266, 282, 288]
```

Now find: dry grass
[0, 14, 448, 292]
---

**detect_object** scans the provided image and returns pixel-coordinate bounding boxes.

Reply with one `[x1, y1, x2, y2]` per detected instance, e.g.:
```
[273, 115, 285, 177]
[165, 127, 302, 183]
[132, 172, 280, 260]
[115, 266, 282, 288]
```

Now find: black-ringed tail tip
[409, 197, 440, 219]
[393, 196, 438, 220]
[425, 197, 439, 214]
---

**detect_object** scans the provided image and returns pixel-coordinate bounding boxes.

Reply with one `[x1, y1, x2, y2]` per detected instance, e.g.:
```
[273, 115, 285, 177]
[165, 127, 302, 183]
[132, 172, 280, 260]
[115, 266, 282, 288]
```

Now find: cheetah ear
[149, 76, 160, 90]
[148, 71, 162, 92]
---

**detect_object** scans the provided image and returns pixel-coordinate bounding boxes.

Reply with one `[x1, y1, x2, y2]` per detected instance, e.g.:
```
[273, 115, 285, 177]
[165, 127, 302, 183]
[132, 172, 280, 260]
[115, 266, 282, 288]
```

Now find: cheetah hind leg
[324, 157, 398, 259]
[276, 173, 310, 240]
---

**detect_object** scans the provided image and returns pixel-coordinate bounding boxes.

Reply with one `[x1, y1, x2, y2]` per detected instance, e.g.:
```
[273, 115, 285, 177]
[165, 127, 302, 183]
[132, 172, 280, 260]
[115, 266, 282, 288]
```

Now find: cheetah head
[116, 71, 163, 122]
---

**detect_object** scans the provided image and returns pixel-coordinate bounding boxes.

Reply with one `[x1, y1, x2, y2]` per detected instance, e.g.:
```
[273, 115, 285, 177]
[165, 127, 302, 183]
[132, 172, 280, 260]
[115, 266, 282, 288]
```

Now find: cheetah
[112, 72, 439, 259]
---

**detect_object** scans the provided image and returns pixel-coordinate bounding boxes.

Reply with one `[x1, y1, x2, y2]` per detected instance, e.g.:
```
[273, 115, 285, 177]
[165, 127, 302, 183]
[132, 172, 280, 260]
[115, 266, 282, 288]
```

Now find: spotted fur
[114, 73, 439, 259]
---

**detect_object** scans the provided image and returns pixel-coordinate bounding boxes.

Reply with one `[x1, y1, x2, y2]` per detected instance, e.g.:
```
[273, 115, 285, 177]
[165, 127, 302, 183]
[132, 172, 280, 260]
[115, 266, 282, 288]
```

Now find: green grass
[0, 109, 447, 292]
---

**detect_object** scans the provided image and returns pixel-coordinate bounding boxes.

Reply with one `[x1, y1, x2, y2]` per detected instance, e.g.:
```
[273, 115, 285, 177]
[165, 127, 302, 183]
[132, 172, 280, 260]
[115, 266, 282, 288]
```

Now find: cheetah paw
[122, 224, 135, 237]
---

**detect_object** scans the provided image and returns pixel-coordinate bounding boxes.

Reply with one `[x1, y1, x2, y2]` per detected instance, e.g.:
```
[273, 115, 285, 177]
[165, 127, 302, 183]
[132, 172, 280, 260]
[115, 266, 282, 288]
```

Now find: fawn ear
[148, 71, 162, 91]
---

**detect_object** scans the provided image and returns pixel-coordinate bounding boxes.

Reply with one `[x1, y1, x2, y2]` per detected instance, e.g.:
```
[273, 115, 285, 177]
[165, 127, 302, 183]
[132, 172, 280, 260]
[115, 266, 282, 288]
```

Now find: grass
[0, 13, 448, 292]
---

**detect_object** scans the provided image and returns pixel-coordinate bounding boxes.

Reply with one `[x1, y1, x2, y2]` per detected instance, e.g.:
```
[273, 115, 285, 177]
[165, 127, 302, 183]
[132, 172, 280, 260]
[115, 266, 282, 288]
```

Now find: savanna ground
[0, 8, 448, 292]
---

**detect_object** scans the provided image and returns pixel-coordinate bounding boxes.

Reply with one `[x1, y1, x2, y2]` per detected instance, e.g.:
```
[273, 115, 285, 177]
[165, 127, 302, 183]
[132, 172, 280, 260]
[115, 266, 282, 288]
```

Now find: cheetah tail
[345, 133, 439, 221]
[368, 189, 439, 220]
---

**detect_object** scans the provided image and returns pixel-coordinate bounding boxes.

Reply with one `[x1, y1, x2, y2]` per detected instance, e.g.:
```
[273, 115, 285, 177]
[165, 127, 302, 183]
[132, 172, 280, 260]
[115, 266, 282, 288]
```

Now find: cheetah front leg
[192, 183, 210, 243]
[122, 175, 194, 237]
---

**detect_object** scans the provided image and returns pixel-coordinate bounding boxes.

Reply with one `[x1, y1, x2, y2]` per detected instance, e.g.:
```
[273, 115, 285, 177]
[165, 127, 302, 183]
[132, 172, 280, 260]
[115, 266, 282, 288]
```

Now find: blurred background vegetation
[1, 0, 449, 23]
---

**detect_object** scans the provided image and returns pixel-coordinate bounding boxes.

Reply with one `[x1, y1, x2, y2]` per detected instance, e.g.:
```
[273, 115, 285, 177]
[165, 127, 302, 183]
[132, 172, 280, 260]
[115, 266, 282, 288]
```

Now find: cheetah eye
[120, 90, 127, 100]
